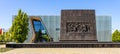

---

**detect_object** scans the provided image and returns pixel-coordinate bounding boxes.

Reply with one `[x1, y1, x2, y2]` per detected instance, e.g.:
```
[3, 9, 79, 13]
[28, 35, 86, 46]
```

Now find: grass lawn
[0, 42, 6, 45]
[0, 48, 14, 53]
[0, 43, 14, 53]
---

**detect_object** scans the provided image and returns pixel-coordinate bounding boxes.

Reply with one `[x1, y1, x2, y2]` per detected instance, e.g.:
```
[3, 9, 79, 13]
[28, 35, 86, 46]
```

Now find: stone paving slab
[1, 48, 120, 54]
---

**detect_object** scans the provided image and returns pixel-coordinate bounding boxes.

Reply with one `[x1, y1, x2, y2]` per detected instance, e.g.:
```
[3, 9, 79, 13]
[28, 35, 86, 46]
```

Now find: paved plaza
[1, 48, 120, 54]
[0, 45, 5, 48]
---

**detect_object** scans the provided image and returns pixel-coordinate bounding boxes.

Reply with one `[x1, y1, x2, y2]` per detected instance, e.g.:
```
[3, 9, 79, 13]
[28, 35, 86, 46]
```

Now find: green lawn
[0, 42, 6, 45]
[0, 44, 14, 53]
[0, 48, 14, 53]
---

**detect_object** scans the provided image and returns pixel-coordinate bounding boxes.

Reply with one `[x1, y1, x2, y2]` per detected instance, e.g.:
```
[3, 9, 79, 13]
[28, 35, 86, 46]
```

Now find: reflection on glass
[33, 20, 49, 43]
[33, 20, 45, 32]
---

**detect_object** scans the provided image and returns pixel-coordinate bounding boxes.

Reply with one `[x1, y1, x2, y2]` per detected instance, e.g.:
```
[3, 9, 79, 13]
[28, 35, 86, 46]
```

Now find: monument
[60, 10, 97, 42]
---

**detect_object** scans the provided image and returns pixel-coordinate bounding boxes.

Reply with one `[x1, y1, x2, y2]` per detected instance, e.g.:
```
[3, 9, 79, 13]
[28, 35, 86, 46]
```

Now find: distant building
[0, 28, 2, 35]
[0, 28, 9, 35]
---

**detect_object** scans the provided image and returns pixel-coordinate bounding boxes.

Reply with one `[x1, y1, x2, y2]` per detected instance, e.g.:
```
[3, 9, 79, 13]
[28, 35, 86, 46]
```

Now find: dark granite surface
[6, 42, 120, 48]
[60, 10, 97, 41]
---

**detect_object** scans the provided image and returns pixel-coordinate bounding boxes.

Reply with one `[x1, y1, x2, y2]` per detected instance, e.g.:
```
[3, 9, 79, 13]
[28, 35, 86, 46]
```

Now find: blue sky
[0, 0, 120, 32]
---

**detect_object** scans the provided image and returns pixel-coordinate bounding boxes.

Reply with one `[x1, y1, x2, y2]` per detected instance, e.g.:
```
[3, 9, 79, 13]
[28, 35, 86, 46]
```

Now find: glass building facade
[25, 16, 111, 42]
[40, 16, 60, 42]
[96, 16, 112, 42]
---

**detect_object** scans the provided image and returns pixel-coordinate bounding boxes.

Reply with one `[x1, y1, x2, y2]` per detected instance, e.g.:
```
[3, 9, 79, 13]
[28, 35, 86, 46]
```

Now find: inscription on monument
[66, 22, 90, 33]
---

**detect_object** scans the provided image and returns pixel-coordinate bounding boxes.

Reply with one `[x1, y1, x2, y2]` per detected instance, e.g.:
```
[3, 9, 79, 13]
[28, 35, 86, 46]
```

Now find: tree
[112, 29, 120, 42]
[0, 32, 11, 42]
[0, 34, 5, 42]
[10, 9, 29, 43]
[4, 32, 12, 42]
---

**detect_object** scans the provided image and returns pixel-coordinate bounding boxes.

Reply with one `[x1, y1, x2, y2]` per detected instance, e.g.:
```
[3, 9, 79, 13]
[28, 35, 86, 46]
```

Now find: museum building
[12, 10, 111, 43]
[23, 15, 111, 43]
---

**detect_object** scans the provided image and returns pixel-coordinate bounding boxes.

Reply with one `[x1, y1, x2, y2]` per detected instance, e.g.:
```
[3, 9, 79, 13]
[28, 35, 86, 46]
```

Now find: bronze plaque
[60, 10, 97, 41]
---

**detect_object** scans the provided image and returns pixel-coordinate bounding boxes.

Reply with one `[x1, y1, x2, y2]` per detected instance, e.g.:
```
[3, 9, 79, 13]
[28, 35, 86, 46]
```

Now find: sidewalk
[0, 45, 5, 48]
[2, 48, 120, 54]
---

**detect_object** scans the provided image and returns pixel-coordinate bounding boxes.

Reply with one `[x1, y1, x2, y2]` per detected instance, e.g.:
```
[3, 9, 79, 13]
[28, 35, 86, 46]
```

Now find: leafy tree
[10, 9, 29, 43]
[0, 34, 5, 42]
[112, 29, 120, 42]
[0, 32, 12, 43]
[4, 32, 12, 42]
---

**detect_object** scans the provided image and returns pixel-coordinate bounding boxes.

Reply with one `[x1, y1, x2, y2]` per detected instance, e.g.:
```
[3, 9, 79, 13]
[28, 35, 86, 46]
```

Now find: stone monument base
[60, 40, 98, 43]
[6, 42, 120, 48]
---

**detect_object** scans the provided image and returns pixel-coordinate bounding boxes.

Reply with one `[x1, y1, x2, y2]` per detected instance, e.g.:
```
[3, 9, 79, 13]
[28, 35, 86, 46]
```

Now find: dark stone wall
[60, 10, 97, 41]
[6, 43, 120, 48]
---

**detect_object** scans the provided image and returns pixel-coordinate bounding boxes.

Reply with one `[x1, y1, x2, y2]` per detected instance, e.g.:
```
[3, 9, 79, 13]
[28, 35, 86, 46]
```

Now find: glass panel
[33, 20, 48, 42]
[33, 20, 45, 32]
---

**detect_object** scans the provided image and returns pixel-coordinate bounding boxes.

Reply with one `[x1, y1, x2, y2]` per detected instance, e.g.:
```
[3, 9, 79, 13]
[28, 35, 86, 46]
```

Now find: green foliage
[0, 48, 14, 52]
[10, 9, 29, 43]
[42, 35, 50, 42]
[0, 35, 5, 42]
[4, 32, 12, 42]
[0, 32, 12, 43]
[112, 29, 120, 42]
[35, 30, 50, 42]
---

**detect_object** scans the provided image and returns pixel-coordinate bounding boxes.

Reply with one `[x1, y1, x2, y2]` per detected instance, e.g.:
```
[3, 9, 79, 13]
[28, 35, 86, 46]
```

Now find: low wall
[6, 42, 120, 48]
